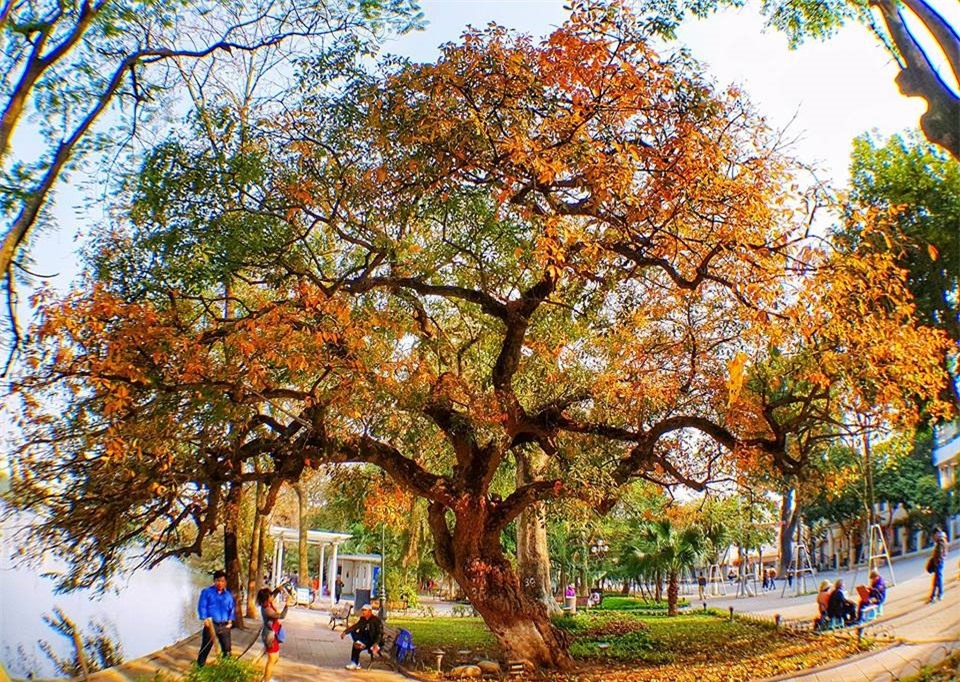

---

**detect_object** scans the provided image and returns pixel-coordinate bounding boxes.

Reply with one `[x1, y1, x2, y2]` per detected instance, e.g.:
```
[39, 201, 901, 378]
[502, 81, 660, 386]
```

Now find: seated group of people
[815, 570, 886, 629]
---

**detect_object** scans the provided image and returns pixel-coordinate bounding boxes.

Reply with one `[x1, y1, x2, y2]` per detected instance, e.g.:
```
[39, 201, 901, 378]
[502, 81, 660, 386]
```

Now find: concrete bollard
[729, 606, 734, 622]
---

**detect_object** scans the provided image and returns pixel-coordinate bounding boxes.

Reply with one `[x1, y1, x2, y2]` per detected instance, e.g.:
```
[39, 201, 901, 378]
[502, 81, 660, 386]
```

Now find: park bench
[366, 625, 417, 671]
[329, 602, 352, 630]
[816, 602, 883, 632]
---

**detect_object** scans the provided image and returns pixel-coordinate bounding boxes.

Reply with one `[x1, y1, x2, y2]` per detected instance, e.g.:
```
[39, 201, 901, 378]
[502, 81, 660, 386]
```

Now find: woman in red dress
[256, 587, 289, 682]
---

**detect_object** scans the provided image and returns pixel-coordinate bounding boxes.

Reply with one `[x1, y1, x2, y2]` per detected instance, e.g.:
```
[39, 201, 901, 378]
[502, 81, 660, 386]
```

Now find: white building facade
[933, 420, 960, 539]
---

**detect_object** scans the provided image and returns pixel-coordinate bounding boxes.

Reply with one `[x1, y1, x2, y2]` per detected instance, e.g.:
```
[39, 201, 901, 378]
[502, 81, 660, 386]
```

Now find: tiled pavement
[765, 582, 959, 681]
[86, 606, 408, 682]
[738, 558, 960, 681]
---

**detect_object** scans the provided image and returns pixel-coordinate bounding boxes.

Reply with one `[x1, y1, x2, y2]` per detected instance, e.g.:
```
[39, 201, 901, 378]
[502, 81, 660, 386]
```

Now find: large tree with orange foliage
[9, 1, 950, 668]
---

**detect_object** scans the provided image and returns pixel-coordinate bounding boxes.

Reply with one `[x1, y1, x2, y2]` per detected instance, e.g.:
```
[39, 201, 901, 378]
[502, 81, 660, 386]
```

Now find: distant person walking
[697, 572, 707, 600]
[257, 587, 289, 682]
[927, 528, 948, 603]
[335, 575, 344, 604]
[197, 570, 234, 666]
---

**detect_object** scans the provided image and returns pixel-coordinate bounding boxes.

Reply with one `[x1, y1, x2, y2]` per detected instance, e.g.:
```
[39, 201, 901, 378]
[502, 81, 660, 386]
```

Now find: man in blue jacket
[197, 570, 235, 666]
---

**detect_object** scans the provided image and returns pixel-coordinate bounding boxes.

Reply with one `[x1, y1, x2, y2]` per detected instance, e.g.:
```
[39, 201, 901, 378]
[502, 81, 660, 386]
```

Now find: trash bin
[355, 587, 371, 611]
[564, 594, 576, 615]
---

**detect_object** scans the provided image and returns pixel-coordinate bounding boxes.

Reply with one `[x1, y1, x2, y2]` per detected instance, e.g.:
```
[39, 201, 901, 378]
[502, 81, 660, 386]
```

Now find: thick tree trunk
[294, 482, 309, 586]
[779, 488, 799, 575]
[257, 515, 267, 590]
[516, 451, 561, 616]
[401, 497, 422, 572]
[224, 481, 245, 629]
[667, 571, 680, 616]
[246, 480, 266, 618]
[428, 501, 572, 670]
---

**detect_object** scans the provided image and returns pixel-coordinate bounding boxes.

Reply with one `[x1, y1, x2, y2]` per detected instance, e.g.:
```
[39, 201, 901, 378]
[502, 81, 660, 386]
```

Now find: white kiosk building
[269, 525, 350, 607]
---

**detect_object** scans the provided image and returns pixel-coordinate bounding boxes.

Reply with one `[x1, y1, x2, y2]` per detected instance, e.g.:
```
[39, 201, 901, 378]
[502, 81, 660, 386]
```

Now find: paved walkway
[85, 606, 407, 682]
[699, 550, 959, 681]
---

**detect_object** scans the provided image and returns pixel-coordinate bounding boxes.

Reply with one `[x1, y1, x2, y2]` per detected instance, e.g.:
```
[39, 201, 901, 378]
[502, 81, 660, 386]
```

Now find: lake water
[1, 511, 205, 679]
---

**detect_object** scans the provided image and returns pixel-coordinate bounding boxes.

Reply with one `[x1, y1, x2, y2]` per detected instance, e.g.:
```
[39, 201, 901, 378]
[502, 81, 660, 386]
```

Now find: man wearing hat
[340, 603, 383, 670]
[814, 579, 832, 629]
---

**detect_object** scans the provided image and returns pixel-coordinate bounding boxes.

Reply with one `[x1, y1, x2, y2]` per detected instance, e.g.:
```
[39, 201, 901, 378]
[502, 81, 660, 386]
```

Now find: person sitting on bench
[827, 578, 857, 625]
[856, 570, 886, 621]
[340, 603, 382, 670]
[813, 580, 832, 629]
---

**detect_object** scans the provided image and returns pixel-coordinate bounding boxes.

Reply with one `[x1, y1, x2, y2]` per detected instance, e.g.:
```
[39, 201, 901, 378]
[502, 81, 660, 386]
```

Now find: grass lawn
[388, 616, 499, 659]
[390, 609, 872, 681]
[596, 596, 688, 611]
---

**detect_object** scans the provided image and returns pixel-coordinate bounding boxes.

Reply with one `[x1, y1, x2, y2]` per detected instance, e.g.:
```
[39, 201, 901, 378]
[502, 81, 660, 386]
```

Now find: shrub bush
[183, 657, 259, 682]
[598, 596, 689, 611]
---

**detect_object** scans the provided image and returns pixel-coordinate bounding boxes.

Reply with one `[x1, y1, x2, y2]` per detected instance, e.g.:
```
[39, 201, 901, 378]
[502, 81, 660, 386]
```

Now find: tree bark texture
[246, 481, 266, 618]
[667, 571, 680, 616]
[294, 482, 309, 586]
[516, 450, 561, 616]
[779, 488, 799, 576]
[224, 481, 245, 629]
[871, 0, 960, 160]
[428, 500, 572, 669]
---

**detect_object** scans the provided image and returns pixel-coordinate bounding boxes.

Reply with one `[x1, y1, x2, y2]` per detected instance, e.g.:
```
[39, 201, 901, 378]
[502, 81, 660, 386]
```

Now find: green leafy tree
[0, 0, 422, 368]
[874, 431, 950, 533]
[805, 430, 948, 562]
[840, 132, 960, 406]
[622, 519, 710, 616]
[700, 493, 773, 566]
[10, 2, 949, 668]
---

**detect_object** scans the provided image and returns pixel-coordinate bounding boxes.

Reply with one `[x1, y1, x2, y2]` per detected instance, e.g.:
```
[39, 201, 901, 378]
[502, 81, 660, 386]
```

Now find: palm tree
[623, 519, 711, 616]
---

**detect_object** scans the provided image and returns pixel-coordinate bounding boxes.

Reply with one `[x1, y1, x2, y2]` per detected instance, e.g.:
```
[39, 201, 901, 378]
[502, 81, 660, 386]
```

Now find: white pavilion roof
[268, 524, 352, 545]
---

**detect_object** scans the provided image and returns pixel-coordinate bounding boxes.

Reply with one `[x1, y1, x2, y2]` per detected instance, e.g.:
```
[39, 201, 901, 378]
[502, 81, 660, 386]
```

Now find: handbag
[926, 556, 936, 574]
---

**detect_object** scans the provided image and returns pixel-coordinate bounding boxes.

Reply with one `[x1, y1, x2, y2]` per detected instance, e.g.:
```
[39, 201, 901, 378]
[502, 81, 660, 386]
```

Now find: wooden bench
[329, 603, 352, 630]
[366, 625, 416, 671]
